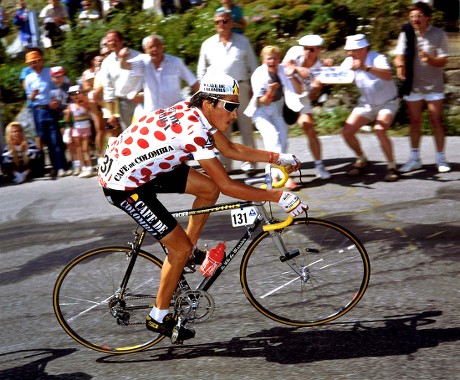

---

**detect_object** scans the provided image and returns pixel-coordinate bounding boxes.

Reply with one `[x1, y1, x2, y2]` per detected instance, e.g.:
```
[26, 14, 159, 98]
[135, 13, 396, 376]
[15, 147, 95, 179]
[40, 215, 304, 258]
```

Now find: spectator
[49, 66, 73, 175]
[283, 34, 333, 180]
[340, 34, 400, 182]
[62, 0, 82, 25]
[197, 10, 258, 174]
[81, 54, 105, 161]
[0, 0, 9, 39]
[105, 0, 125, 21]
[24, 49, 68, 178]
[216, 0, 246, 34]
[244, 45, 303, 189]
[98, 30, 142, 134]
[78, 0, 100, 26]
[63, 85, 94, 178]
[393, 1, 450, 173]
[2, 121, 45, 184]
[39, 0, 69, 47]
[119, 34, 199, 113]
[13, 0, 32, 49]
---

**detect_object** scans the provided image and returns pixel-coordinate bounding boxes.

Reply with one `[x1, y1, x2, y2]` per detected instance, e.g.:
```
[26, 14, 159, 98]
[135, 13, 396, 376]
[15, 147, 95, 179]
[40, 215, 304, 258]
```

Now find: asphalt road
[0, 133, 459, 380]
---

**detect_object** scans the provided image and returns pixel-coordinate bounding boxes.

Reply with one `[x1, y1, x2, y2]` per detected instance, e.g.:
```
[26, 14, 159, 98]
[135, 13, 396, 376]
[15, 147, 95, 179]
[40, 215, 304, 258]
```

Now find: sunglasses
[215, 19, 229, 25]
[211, 98, 240, 112]
[69, 91, 81, 96]
[304, 47, 317, 53]
[28, 59, 41, 65]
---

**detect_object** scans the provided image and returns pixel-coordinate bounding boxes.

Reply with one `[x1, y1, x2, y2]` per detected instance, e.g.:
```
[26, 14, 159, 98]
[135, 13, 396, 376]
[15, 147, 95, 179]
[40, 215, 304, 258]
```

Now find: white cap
[199, 73, 239, 95]
[344, 34, 370, 50]
[68, 85, 81, 93]
[298, 34, 324, 47]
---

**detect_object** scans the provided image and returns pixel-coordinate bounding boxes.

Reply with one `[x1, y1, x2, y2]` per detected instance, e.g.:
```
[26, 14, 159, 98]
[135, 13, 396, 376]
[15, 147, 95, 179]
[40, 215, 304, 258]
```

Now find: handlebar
[245, 164, 295, 232]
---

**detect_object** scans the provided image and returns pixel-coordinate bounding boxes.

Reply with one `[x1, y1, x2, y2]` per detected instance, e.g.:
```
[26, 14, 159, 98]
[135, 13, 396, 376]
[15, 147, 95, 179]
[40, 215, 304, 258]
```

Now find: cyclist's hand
[275, 153, 301, 171]
[278, 191, 308, 217]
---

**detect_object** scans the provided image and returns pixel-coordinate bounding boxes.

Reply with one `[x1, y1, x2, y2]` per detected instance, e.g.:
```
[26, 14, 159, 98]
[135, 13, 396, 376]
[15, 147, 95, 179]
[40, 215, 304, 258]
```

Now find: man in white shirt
[119, 34, 199, 113]
[340, 34, 400, 182]
[99, 30, 142, 134]
[283, 34, 332, 180]
[197, 10, 258, 174]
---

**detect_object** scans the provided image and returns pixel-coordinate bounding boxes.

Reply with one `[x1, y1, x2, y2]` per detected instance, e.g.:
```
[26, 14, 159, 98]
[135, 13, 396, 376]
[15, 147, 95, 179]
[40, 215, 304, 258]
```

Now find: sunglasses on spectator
[304, 47, 318, 52]
[215, 19, 229, 25]
[69, 91, 81, 96]
[28, 60, 42, 65]
[211, 97, 240, 112]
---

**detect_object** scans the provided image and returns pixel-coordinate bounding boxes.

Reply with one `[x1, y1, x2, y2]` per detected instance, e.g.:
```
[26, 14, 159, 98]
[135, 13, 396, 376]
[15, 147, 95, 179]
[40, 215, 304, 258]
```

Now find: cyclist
[98, 73, 308, 341]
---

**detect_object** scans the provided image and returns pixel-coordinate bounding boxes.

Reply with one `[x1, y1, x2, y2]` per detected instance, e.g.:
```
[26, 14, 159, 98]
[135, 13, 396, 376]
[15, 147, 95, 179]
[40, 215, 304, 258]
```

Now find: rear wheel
[240, 218, 370, 326]
[53, 247, 165, 354]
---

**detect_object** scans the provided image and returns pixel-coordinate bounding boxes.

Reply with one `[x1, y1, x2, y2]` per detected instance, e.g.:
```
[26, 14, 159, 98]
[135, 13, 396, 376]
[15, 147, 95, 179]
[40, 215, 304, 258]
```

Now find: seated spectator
[39, 0, 69, 47]
[78, 0, 100, 26]
[2, 121, 45, 184]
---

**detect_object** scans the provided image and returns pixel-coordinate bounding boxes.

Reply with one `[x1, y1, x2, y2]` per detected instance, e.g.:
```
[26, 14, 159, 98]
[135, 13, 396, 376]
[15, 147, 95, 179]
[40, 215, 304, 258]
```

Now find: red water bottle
[199, 242, 226, 277]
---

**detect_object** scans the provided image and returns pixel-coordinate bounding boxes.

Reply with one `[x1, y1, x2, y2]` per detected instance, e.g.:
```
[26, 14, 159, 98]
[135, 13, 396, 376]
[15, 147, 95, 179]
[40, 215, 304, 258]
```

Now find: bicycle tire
[240, 218, 370, 327]
[53, 247, 166, 354]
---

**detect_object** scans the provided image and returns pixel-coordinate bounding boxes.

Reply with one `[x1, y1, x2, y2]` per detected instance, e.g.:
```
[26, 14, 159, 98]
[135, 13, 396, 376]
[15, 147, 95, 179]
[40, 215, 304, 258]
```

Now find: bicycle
[53, 165, 371, 354]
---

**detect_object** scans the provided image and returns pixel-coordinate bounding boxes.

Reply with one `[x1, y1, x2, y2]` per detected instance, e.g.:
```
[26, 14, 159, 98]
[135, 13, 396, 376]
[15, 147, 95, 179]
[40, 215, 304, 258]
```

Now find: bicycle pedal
[279, 249, 300, 262]
[183, 263, 197, 274]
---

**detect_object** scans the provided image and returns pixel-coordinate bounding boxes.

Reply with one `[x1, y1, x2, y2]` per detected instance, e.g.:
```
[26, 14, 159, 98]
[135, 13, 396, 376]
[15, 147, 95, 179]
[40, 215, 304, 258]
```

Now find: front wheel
[53, 247, 166, 354]
[240, 218, 370, 327]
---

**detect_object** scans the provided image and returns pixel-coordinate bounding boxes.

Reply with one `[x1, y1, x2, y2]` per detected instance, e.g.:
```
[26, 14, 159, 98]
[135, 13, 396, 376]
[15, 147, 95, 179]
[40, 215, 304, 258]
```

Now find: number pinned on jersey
[231, 207, 259, 227]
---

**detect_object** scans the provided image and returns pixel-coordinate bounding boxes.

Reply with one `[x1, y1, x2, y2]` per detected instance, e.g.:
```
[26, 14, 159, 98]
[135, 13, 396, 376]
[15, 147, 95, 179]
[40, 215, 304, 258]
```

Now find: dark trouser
[32, 107, 67, 171]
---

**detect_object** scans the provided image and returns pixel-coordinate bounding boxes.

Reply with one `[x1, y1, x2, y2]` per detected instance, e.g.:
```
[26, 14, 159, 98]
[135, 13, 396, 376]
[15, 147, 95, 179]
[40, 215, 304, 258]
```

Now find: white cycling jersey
[98, 101, 218, 191]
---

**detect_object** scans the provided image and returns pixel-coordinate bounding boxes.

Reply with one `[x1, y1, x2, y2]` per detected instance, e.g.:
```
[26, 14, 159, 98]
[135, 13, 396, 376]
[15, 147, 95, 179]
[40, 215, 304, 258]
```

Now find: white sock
[410, 149, 419, 162]
[436, 152, 445, 163]
[314, 160, 323, 168]
[387, 162, 396, 170]
[74, 160, 80, 168]
[149, 306, 169, 322]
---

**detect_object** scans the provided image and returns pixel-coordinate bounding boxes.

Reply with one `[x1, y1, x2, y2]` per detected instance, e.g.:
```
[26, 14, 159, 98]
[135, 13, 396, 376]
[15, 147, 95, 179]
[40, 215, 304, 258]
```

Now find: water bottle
[199, 242, 226, 277]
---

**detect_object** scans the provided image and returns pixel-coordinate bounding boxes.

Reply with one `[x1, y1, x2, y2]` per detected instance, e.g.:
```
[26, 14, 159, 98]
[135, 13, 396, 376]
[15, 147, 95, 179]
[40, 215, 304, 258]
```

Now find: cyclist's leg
[183, 167, 220, 245]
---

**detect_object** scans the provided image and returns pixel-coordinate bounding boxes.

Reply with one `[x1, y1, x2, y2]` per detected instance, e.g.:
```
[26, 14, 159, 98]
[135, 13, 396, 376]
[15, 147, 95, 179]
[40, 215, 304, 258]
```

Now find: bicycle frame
[117, 199, 289, 305]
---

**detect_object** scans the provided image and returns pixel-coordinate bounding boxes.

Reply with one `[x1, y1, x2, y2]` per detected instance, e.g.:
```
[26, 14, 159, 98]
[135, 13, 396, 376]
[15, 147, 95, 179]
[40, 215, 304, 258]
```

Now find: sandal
[346, 162, 368, 176]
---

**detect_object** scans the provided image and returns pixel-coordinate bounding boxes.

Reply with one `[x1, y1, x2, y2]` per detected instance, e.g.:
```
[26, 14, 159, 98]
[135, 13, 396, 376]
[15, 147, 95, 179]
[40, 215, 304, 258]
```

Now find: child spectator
[63, 85, 94, 178]
[78, 0, 100, 26]
[49, 66, 74, 175]
[2, 121, 45, 184]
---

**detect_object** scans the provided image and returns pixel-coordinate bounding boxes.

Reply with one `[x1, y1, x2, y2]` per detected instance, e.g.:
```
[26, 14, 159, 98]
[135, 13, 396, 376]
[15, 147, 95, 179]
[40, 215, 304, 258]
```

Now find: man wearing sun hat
[283, 34, 333, 180]
[99, 72, 307, 342]
[339, 33, 400, 182]
[24, 49, 68, 178]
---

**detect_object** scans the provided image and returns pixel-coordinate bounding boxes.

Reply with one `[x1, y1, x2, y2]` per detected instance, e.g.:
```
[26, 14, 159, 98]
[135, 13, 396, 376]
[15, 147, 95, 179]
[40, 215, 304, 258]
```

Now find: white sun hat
[298, 34, 324, 47]
[199, 73, 239, 95]
[344, 34, 370, 50]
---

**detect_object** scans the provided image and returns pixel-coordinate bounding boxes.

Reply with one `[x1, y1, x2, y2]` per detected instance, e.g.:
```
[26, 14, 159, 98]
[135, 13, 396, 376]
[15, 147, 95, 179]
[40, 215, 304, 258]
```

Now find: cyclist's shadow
[98, 310, 459, 364]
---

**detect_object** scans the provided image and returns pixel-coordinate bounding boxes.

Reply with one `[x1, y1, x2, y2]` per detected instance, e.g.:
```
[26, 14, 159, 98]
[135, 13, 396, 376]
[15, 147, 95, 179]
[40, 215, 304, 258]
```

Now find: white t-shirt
[98, 101, 218, 191]
[340, 51, 397, 105]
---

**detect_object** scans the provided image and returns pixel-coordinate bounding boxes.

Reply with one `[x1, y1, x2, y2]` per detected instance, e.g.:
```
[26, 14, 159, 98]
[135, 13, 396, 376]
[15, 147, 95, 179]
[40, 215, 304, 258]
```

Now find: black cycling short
[103, 164, 190, 240]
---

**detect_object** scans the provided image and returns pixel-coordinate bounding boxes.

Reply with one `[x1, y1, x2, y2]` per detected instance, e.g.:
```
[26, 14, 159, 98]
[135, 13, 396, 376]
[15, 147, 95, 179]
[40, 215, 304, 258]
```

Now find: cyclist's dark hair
[409, 2, 432, 18]
[189, 92, 225, 109]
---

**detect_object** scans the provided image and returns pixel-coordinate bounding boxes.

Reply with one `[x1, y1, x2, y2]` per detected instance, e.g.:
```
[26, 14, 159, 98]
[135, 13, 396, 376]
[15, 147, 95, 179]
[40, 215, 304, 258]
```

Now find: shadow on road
[96, 310, 459, 364]
[0, 348, 90, 379]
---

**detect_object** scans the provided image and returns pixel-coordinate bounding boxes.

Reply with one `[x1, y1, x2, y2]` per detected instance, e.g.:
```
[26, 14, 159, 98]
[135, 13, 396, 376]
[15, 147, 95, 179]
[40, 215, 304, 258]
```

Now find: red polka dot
[140, 126, 149, 135]
[138, 115, 146, 122]
[154, 131, 166, 140]
[165, 155, 175, 160]
[131, 125, 138, 133]
[122, 148, 131, 156]
[194, 137, 207, 147]
[188, 115, 199, 122]
[179, 155, 188, 162]
[176, 104, 184, 109]
[146, 117, 155, 123]
[156, 120, 166, 128]
[185, 144, 197, 152]
[176, 112, 184, 120]
[171, 124, 182, 134]
[159, 162, 171, 170]
[138, 139, 149, 149]
[125, 136, 133, 145]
